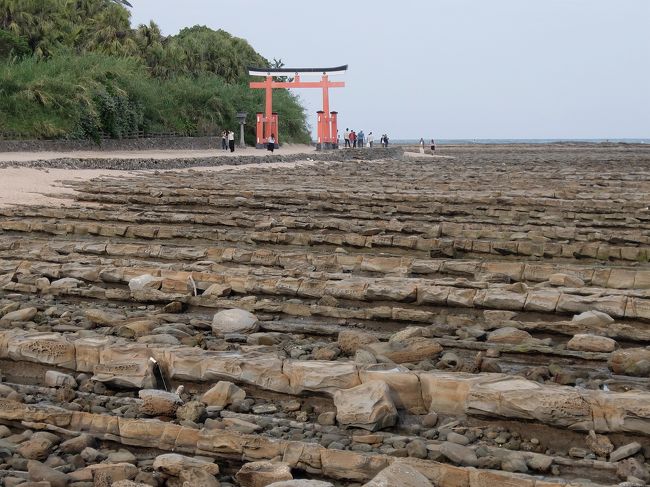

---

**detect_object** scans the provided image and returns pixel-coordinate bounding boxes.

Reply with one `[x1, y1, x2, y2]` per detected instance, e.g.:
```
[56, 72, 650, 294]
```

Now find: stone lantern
[236, 112, 247, 148]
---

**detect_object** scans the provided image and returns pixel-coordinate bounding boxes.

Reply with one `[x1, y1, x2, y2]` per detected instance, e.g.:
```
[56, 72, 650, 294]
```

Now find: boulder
[138, 389, 182, 417]
[176, 400, 206, 423]
[549, 273, 585, 287]
[112, 481, 152, 487]
[440, 442, 478, 466]
[609, 349, 650, 376]
[333, 380, 397, 431]
[0, 307, 37, 322]
[486, 327, 534, 344]
[203, 283, 232, 297]
[84, 308, 126, 326]
[202, 381, 246, 407]
[235, 461, 293, 487]
[44, 370, 77, 388]
[28, 460, 70, 487]
[388, 326, 426, 343]
[360, 337, 442, 364]
[338, 330, 379, 355]
[610, 442, 643, 462]
[362, 463, 432, 487]
[586, 431, 614, 457]
[128, 274, 160, 291]
[86, 462, 138, 484]
[153, 453, 219, 476]
[49, 277, 83, 289]
[267, 482, 333, 487]
[617, 458, 649, 482]
[17, 437, 54, 460]
[567, 334, 617, 353]
[212, 308, 259, 335]
[179, 467, 221, 487]
[222, 417, 262, 434]
[59, 434, 96, 454]
[572, 310, 615, 326]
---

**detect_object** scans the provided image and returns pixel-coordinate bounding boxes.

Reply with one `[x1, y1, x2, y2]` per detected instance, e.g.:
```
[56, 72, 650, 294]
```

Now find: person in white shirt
[228, 130, 235, 152]
[344, 128, 351, 148]
[267, 134, 276, 153]
[367, 132, 374, 148]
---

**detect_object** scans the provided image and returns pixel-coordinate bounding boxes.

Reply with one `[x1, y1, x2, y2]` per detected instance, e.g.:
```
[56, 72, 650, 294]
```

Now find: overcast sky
[130, 0, 650, 140]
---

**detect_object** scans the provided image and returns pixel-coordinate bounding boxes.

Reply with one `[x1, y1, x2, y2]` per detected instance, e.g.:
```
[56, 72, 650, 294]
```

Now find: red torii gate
[248, 65, 347, 150]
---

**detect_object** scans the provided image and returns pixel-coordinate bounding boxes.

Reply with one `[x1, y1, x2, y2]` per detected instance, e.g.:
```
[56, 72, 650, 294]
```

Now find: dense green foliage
[0, 0, 310, 142]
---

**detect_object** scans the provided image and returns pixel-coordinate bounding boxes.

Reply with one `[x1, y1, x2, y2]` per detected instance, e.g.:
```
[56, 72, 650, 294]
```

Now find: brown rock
[235, 461, 293, 487]
[567, 334, 617, 352]
[201, 381, 246, 407]
[338, 330, 379, 355]
[138, 389, 182, 417]
[362, 463, 433, 486]
[153, 453, 219, 476]
[28, 460, 70, 487]
[333, 380, 397, 431]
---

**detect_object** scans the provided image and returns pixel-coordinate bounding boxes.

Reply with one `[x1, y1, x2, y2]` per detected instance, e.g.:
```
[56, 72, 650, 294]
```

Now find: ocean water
[394, 138, 650, 145]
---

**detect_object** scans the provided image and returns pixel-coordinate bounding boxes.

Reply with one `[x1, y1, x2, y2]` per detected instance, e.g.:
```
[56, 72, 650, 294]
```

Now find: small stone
[440, 442, 478, 466]
[317, 412, 336, 426]
[406, 439, 428, 459]
[617, 458, 650, 482]
[446, 432, 470, 445]
[422, 412, 438, 428]
[179, 467, 221, 487]
[176, 400, 206, 423]
[252, 404, 278, 414]
[502, 454, 529, 473]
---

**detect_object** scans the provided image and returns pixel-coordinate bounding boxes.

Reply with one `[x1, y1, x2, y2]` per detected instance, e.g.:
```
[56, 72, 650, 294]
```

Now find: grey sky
[130, 0, 650, 139]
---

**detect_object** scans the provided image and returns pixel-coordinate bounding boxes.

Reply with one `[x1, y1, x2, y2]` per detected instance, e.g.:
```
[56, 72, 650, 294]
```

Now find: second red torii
[249, 65, 347, 149]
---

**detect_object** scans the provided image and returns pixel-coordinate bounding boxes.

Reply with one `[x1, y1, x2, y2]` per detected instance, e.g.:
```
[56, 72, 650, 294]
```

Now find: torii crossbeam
[249, 65, 347, 149]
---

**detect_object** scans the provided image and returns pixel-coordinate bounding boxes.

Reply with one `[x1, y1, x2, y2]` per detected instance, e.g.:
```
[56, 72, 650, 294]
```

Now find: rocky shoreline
[0, 144, 649, 486]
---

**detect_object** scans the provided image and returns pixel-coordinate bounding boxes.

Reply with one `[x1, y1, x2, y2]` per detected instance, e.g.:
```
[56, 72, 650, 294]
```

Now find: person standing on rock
[430, 138, 436, 151]
[419, 138, 425, 153]
[228, 130, 235, 152]
[344, 128, 351, 148]
[221, 130, 228, 151]
[350, 130, 357, 148]
[267, 133, 276, 153]
[367, 132, 374, 148]
[358, 130, 365, 148]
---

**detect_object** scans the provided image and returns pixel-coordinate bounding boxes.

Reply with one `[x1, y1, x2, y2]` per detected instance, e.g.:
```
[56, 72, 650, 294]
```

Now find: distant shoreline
[393, 138, 649, 145]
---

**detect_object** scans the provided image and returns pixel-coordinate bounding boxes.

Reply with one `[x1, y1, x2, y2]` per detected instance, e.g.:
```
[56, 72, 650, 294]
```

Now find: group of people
[419, 138, 436, 152]
[342, 128, 377, 148]
[219, 129, 276, 153]
[220, 129, 235, 152]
